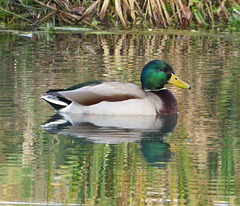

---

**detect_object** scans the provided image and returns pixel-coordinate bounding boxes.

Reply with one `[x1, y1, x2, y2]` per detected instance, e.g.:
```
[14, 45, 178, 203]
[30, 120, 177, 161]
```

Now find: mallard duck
[42, 60, 191, 115]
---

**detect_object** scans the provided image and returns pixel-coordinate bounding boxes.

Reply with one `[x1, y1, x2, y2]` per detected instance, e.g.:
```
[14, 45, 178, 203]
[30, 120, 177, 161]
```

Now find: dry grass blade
[174, 0, 183, 24]
[122, 0, 130, 21]
[218, 0, 229, 17]
[142, 0, 147, 12]
[133, 0, 143, 18]
[61, 0, 71, 11]
[176, 0, 185, 15]
[115, 0, 127, 27]
[75, 0, 101, 23]
[57, 14, 74, 24]
[145, 0, 154, 24]
[156, 0, 166, 27]
[129, 0, 136, 23]
[149, 0, 161, 26]
[32, 11, 56, 25]
[208, 1, 215, 21]
[205, 0, 214, 24]
[217, 0, 226, 14]
[99, 0, 110, 21]
[159, 0, 171, 25]
[32, 0, 101, 29]
[170, 0, 177, 23]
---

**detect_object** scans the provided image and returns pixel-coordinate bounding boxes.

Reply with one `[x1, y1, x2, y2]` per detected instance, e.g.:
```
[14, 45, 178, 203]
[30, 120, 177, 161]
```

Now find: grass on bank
[0, 0, 240, 31]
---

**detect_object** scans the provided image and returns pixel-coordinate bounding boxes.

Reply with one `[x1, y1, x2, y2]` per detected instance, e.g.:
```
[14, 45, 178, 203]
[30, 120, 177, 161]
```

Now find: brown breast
[150, 89, 178, 115]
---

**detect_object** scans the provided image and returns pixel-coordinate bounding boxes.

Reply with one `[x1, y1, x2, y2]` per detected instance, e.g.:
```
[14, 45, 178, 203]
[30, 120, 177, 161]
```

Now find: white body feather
[59, 97, 161, 115]
[42, 82, 165, 115]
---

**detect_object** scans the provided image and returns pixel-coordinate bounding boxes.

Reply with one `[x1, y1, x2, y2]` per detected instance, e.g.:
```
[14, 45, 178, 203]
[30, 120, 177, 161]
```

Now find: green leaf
[193, 8, 207, 26]
[91, 20, 98, 26]
[192, 0, 200, 3]
[232, 3, 240, 11]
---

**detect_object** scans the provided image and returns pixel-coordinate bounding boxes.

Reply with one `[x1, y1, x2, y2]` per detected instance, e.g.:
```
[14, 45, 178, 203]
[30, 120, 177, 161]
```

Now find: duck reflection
[42, 113, 178, 165]
[141, 138, 171, 167]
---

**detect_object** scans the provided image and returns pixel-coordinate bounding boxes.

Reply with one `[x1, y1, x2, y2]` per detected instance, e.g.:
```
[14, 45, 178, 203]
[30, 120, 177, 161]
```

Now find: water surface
[0, 30, 240, 205]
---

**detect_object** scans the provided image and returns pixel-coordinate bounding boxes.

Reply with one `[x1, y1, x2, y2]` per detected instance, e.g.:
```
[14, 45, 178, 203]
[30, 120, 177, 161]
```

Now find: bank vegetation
[0, 0, 240, 30]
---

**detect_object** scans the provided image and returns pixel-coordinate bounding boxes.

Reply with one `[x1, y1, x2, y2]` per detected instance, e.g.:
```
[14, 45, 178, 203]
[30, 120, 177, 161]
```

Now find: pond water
[0, 29, 240, 206]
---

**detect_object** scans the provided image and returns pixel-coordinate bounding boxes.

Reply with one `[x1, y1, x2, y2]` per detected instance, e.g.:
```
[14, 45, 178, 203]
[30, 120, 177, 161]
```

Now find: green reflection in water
[0, 31, 240, 205]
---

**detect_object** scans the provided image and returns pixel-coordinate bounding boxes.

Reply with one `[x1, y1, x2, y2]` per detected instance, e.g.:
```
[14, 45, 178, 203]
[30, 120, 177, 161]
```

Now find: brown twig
[115, 0, 127, 27]
[32, 11, 56, 26]
[32, 0, 101, 29]
[75, 0, 101, 25]
[99, 0, 110, 21]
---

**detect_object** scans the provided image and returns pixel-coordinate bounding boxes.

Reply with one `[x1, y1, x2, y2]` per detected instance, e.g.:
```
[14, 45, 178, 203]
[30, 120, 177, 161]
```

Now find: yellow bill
[168, 73, 191, 89]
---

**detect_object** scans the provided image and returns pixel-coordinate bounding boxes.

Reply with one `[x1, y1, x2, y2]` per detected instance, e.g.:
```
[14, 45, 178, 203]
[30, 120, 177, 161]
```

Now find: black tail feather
[42, 96, 72, 110]
[46, 89, 65, 93]
[44, 99, 66, 110]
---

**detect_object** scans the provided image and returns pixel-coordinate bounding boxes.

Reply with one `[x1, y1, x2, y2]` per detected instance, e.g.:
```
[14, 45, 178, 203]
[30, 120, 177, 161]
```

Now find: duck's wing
[46, 81, 146, 106]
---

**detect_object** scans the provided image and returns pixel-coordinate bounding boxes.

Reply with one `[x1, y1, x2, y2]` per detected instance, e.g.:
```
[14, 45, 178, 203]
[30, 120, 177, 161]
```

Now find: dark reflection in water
[42, 114, 177, 167]
[0, 30, 240, 205]
[141, 139, 171, 167]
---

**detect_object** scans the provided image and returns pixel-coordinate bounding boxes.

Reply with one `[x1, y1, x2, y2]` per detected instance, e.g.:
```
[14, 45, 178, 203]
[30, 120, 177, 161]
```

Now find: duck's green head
[141, 60, 191, 90]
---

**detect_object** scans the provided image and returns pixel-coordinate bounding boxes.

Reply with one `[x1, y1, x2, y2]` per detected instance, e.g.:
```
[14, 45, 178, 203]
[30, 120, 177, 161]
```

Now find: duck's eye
[158, 68, 164, 71]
